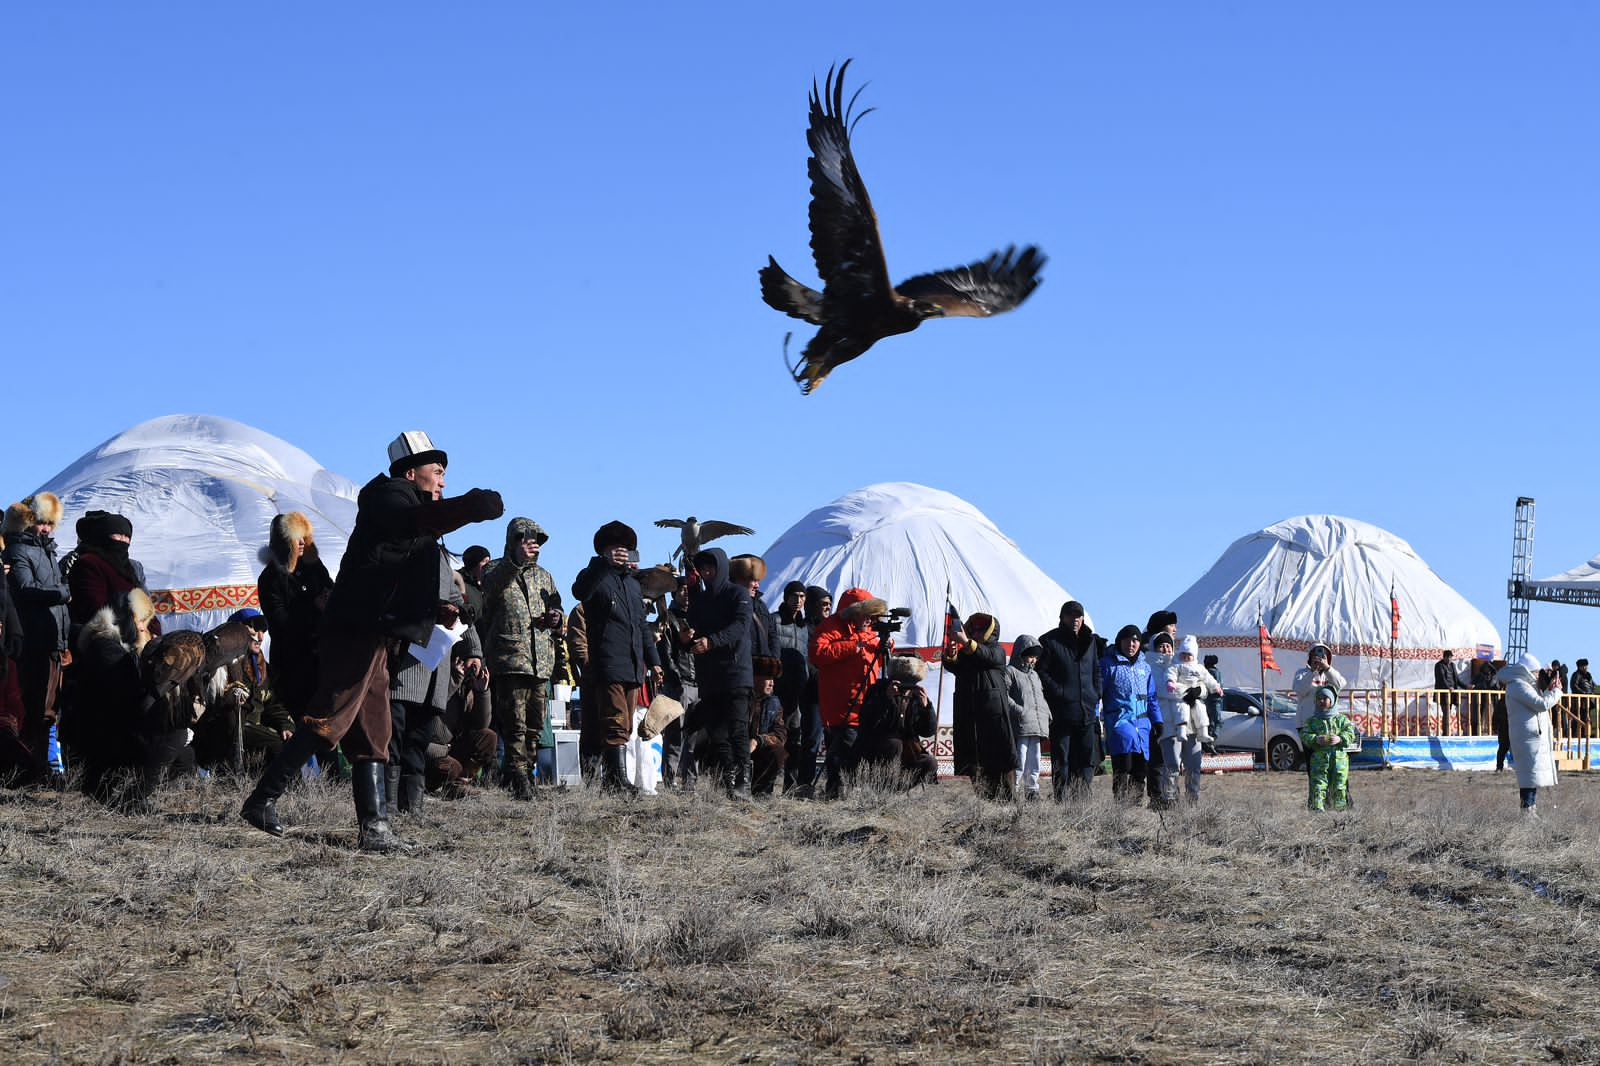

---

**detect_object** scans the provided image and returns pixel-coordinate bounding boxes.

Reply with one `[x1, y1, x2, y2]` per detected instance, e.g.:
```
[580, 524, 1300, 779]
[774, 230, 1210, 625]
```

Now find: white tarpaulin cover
[1536, 554, 1600, 589]
[1165, 514, 1502, 689]
[759, 482, 1080, 652]
[35, 414, 359, 633]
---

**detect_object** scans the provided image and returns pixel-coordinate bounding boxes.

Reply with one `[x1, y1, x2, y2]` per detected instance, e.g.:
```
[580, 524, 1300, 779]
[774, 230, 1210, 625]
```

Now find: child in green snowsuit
[1299, 685, 1356, 811]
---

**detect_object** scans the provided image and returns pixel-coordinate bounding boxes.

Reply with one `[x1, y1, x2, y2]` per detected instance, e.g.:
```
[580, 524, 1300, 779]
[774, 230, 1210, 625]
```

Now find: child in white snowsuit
[1159, 635, 1222, 804]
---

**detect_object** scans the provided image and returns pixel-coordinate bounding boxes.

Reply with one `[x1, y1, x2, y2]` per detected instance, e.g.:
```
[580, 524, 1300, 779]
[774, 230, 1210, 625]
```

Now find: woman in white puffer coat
[1159, 636, 1223, 805]
[1497, 652, 1563, 816]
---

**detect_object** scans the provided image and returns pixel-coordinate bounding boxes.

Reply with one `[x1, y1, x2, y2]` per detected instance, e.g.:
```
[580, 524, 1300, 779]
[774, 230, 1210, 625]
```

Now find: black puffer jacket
[571, 556, 660, 686]
[1036, 623, 1106, 731]
[685, 548, 752, 696]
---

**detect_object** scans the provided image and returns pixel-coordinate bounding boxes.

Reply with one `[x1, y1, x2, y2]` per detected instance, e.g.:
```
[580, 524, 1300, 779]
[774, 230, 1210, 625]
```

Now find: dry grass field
[2, 767, 1599, 1065]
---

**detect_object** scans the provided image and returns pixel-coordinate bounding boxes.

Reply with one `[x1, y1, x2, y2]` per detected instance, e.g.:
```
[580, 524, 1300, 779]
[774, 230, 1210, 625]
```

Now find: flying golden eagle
[761, 60, 1046, 394]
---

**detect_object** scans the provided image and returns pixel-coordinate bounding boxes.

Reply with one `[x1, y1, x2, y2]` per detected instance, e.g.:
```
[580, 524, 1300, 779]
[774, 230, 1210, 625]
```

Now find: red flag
[1259, 625, 1282, 673]
[945, 601, 964, 646]
[1390, 591, 1401, 641]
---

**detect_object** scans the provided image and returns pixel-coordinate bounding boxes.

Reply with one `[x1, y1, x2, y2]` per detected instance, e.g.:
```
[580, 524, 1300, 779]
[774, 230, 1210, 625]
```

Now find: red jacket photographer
[810, 587, 886, 729]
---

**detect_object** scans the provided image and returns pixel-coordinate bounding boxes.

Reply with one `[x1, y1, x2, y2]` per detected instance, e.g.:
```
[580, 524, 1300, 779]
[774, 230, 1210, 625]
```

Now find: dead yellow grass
[2, 768, 1599, 1064]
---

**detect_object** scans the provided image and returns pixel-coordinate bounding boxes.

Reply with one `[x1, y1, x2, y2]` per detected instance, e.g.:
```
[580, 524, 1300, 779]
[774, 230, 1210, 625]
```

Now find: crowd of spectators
[1, 430, 1582, 844]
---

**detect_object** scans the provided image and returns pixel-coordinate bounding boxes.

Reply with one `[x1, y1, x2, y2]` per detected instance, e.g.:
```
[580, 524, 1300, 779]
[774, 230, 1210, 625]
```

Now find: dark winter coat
[773, 603, 810, 710]
[324, 474, 500, 644]
[946, 631, 1016, 779]
[684, 548, 753, 696]
[1036, 623, 1105, 732]
[256, 552, 334, 712]
[67, 547, 143, 626]
[3, 531, 70, 656]
[571, 557, 659, 686]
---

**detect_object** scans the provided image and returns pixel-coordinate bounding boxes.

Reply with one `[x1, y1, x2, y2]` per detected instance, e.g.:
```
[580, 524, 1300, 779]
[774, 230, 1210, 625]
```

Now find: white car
[1213, 688, 1307, 771]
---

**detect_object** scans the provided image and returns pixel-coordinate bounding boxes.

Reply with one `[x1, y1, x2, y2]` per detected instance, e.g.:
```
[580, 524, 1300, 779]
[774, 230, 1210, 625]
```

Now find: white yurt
[1165, 514, 1501, 690]
[34, 414, 360, 633]
[760, 481, 1081, 653]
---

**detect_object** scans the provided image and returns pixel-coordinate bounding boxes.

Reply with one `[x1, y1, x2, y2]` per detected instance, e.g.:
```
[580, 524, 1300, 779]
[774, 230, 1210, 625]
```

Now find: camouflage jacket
[483, 558, 563, 678]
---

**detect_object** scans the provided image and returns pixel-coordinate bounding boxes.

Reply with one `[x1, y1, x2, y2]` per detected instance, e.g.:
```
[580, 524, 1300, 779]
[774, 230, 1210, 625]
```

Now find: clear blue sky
[6, 3, 1597, 664]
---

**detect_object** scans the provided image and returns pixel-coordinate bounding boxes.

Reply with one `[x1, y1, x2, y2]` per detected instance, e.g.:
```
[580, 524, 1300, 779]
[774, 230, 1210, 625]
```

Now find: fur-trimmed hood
[4, 492, 63, 535]
[838, 588, 887, 623]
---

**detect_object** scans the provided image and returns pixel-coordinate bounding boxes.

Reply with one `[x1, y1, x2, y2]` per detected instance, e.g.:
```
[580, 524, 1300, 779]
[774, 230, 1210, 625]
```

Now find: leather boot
[732, 752, 753, 801]
[398, 773, 425, 815]
[602, 746, 638, 795]
[510, 767, 534, 801]
[353, 760, 400, 852]
[241, 728, 329, 836]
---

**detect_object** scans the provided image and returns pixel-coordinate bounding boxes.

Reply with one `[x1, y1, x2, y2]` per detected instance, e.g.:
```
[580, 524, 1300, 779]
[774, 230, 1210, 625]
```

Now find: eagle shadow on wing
[760, 59, 1045, 395]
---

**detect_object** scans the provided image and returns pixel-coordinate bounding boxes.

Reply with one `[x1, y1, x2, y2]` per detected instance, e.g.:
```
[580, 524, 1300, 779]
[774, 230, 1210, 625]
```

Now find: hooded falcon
[761, 60, 1045, 395]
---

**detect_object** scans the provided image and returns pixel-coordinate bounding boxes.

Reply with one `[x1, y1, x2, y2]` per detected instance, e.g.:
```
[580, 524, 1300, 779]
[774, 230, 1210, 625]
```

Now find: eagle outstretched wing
[697, 521, 755, 544]
[895, 245, 1047, 317]
[805, 60, 892, 306]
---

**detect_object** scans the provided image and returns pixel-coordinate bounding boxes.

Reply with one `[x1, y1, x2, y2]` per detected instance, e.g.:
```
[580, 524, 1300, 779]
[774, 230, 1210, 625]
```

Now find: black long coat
[571, 557, 660, 686]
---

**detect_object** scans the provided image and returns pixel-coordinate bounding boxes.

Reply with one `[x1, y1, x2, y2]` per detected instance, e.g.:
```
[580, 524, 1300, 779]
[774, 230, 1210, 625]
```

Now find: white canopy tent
[1165, 514, 1502, 690]
[35, 414, 360, 634]
[760, 481, 1081, 653]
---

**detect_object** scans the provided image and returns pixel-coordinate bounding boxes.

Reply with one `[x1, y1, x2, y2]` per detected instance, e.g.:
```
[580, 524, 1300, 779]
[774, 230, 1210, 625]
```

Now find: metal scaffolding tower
[1507, 497, 1534, 662]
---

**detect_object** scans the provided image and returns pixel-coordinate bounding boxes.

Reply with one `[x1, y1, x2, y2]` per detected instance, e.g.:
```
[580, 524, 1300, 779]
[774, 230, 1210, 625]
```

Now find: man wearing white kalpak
[1292, 642, 1347, 726]
[1158, 636, 1223, 805]
[1497, 652, 1563, 817]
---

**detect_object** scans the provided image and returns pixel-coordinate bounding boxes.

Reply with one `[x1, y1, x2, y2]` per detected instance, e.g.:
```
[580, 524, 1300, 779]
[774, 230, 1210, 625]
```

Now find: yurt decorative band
[150, 585, 262, 616]
[1198, 636, 1468, 661]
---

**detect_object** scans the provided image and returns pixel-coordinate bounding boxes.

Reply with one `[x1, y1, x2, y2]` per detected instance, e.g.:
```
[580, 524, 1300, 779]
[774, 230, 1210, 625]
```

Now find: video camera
[872, 607, 912, 639]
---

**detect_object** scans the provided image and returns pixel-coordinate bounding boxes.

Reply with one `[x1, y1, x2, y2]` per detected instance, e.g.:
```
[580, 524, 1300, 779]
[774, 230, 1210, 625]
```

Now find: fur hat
[753, 654, 784, 680]
[268, 512, 315, 571]
[592, 520, 637, 553]
[887, 655, 927, 684]
[729, 554, 767, 584]
[1145, 610, 1177, 640]
[964, 612, 998, 643]
[387, 430, 448, 477]
[3, 492, 63, 534]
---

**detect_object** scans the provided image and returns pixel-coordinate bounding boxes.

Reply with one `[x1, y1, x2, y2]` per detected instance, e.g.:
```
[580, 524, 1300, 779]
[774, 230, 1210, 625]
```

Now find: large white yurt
[760, 482, 1081, 653]
[1165, 514, 1501, 690]
[34, 414, 360, 633]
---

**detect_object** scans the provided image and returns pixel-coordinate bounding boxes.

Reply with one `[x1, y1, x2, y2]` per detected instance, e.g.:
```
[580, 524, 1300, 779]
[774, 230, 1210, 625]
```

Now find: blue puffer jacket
[1099, 648, 1159, 757]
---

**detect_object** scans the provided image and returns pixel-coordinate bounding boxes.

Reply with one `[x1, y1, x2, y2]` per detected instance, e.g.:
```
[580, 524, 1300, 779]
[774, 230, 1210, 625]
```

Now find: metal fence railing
[1303, 687, 1595, 770]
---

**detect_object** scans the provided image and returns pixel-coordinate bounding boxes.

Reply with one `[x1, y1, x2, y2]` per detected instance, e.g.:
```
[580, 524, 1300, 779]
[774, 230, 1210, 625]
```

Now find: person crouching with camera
[856, 654, 938, 787]
[811, 587, 886, 798]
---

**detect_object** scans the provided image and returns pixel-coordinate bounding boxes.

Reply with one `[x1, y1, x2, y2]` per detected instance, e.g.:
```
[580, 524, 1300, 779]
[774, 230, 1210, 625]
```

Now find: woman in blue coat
[1100, 624, 1159, 802]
